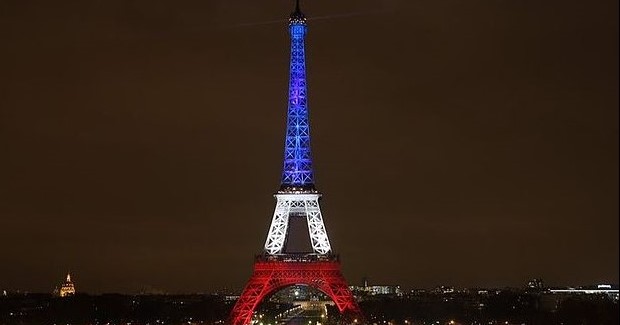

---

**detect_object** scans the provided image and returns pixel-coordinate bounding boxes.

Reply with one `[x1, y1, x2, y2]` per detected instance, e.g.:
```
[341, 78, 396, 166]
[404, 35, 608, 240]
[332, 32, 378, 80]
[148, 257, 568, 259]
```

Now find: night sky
[0, 0, 618, 294]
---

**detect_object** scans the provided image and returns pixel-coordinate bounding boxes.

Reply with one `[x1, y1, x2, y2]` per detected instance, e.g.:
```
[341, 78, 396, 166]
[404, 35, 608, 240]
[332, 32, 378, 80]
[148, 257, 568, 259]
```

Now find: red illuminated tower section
[228, 2, 363, 325]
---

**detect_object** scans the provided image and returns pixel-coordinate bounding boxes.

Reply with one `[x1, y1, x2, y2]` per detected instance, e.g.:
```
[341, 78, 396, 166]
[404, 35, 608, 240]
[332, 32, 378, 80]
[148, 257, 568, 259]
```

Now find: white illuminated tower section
[263, 0, 331, 256]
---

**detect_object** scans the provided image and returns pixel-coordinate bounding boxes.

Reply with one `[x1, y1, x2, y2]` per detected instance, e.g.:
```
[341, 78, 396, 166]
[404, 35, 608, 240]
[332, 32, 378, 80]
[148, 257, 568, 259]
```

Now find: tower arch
[229, 259, 362, 325]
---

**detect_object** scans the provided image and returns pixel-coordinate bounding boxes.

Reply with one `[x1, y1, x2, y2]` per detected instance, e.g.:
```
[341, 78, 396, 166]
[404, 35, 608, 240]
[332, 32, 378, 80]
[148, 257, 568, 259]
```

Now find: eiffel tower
[228, 1, 363, 324]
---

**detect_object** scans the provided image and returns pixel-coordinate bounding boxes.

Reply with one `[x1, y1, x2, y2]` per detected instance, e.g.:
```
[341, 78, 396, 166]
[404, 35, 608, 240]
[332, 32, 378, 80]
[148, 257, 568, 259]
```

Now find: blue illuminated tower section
[281, 2, 314, 191]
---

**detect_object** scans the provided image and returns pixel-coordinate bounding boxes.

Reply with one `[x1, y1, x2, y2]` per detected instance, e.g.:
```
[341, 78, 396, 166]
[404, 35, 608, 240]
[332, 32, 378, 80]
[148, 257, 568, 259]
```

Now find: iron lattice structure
[264, 193, 331, 255]
[229, 2, 363, 324]
[229, 258, 362, 325]
[281, 1, 313, 189]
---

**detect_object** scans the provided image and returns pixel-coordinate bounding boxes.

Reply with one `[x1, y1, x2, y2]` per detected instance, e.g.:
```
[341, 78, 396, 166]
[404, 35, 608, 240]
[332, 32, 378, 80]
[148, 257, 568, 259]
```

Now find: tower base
[229, 255, 363, 325]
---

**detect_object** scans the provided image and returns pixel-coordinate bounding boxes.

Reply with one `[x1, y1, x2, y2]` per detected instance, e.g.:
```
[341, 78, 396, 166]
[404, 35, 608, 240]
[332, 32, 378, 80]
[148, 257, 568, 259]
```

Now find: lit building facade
[55, 273, 76, 297]
[350, 284, 403, 297]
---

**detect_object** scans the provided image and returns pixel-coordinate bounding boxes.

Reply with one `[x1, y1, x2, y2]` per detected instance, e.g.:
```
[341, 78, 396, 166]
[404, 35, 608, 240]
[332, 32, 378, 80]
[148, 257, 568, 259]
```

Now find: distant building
[350, 282, 402, 297]
[527, 278, 544, 290]
[270, 285, 325, 302]
[434, 286, 455, 294]
[224, 295, 240, 302]
[54, 273, 76, 297]
[548, 284, 619, 300]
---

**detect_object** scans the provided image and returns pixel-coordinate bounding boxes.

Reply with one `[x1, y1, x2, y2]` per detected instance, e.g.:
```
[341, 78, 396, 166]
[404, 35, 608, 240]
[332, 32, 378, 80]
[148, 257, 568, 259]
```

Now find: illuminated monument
[55, 273, 76, 297]
[228, 2, 363, 324]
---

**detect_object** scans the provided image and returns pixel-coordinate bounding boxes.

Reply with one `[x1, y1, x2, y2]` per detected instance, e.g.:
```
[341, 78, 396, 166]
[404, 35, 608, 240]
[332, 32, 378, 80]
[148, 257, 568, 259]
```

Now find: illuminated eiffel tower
[228, 1, 363, 324]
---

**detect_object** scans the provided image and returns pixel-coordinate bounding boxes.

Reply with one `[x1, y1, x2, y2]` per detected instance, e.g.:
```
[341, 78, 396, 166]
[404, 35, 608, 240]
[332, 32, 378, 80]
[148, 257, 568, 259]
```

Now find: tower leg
[264, 198, 291, 255]
[304, 198, 331, 254]
[228, 267, 273, 325]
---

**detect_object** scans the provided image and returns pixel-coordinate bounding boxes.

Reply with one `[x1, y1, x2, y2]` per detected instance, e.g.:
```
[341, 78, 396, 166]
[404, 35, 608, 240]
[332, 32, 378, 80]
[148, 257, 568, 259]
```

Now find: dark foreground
[0, 291, 617, 325]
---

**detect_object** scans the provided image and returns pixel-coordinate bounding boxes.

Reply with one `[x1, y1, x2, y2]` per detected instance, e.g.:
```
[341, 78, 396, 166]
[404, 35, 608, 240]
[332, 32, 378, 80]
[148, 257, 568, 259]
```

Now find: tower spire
[281, 0, 312, 191]
[294, 0, 302, 16]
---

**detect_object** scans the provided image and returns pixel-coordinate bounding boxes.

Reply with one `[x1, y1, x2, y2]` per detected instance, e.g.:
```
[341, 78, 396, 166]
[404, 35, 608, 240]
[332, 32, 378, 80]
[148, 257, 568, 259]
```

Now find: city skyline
[7, 272, 620, 295]
[0, 0, 618, 294]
